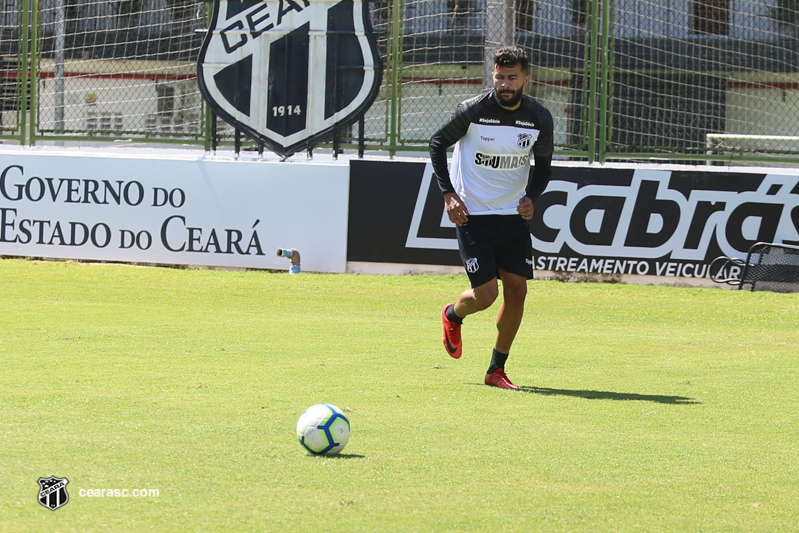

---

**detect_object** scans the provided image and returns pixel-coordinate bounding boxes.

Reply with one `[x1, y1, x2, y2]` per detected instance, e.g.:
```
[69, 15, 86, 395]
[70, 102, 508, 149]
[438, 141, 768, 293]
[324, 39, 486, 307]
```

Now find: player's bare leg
[493, 270, 527, 354]
[484, 270, 526, 389]
[442, 279, 498, 359]
[452, 278, 499, 318]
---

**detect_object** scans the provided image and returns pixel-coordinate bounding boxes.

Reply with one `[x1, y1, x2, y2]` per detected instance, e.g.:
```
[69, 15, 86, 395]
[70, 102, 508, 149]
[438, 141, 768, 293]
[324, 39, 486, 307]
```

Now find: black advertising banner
[533, 167, 799, 278]
[348, 160, 799, 281]
[348, 159, 461, 266]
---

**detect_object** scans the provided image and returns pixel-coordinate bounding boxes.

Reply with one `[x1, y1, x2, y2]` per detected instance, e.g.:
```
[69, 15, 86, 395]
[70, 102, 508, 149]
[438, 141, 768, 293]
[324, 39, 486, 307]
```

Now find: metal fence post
[586, 0, 601, 163]
[19, 0, 30, 145]
[54, 0, 65, 134]
[29, 0, 41, 146]
[388, 0, 403, 156]
[484, 0, 515, 89]
[598, 0, 614, 163]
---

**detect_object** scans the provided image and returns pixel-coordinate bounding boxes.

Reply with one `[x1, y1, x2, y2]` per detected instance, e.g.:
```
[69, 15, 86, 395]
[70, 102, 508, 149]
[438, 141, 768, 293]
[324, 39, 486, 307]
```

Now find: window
[447, 0, 472, 32]
[571, 0, 587, 25]
[516, 0, 535, 32]
[692, 0, 730, 36]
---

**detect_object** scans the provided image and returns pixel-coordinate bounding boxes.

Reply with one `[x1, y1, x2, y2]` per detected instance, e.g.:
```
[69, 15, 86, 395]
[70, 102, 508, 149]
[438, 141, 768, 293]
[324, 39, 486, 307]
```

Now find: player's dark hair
[493, 46, 529, 73]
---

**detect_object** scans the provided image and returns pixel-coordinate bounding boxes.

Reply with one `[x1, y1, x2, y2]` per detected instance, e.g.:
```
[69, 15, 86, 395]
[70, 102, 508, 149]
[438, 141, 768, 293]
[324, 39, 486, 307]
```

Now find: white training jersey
[430, 90, 554, 215]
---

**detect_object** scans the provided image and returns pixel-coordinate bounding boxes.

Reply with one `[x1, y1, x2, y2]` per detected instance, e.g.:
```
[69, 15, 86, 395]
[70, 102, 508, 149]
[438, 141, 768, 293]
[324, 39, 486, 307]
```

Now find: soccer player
[429, 45, 554, 389]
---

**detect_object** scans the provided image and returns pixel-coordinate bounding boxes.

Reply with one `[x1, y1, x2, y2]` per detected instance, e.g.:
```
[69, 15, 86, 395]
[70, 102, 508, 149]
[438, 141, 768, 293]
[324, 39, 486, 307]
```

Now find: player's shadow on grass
[517, 386, 701, 404]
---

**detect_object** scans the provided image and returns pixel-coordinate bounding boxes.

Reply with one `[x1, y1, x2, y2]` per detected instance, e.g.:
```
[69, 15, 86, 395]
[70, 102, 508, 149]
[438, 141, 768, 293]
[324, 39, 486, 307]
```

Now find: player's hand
[444, 193, 469, 226]
[517, 196, 534, 220]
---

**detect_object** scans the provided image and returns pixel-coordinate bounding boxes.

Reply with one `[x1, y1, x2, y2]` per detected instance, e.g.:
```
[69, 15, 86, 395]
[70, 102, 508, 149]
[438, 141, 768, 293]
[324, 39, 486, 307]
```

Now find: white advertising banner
[0, 150, 350, 273]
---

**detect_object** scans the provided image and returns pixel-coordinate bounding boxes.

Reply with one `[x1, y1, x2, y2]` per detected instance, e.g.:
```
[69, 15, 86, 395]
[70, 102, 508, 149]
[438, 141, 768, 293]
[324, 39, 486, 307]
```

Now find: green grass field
[1, 258, 798, 532]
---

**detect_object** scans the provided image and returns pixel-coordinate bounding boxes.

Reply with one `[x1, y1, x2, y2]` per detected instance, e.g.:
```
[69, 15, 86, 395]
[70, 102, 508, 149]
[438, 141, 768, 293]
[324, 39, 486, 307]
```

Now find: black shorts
[455, 214, 534, 288]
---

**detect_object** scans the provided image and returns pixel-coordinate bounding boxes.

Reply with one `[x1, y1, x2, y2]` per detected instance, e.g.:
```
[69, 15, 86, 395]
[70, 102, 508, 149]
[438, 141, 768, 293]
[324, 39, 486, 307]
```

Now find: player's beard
[495, 87, 523, 108]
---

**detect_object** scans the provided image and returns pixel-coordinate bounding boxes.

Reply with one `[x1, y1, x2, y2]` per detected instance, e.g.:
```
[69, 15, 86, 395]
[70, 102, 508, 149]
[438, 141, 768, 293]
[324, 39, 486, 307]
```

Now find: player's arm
[429, 104, 472, 196]
[518, 110, 554, 220]
[524, 110, 555, 202]
[430, 103, 473, 225]
[525, 153, 553, 202]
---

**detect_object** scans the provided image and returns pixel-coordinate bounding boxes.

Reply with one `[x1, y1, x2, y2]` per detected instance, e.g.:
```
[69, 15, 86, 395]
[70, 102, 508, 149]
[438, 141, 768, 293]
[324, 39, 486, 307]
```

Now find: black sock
[487, 349, 509, 374]
[445, 304, 463, 325]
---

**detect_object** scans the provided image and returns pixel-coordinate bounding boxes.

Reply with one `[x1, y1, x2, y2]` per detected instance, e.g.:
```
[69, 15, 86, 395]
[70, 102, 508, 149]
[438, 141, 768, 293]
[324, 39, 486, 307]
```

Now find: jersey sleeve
[429, 101, 474, 196]
[525, 108, 555, 201]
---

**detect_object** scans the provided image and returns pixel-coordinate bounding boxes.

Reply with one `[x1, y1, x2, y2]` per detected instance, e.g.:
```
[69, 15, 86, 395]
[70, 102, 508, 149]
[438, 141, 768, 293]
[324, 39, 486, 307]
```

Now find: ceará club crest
[197, 0, 383, 158]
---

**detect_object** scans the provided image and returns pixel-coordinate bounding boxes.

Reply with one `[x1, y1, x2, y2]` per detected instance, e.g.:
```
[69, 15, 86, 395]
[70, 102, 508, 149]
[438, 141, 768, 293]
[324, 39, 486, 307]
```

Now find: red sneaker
[484, 368, 519, 390]
[441, 304, 462, 359]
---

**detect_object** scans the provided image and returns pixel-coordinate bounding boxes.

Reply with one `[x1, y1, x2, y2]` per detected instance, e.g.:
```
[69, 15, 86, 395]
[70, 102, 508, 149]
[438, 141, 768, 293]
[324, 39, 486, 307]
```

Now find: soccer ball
[296, 404, 350, 456]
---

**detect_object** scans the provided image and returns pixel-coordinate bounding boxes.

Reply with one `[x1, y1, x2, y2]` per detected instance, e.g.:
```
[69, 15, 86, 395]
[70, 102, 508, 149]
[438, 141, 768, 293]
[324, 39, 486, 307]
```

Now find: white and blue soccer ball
[296, 404, 350, 456]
